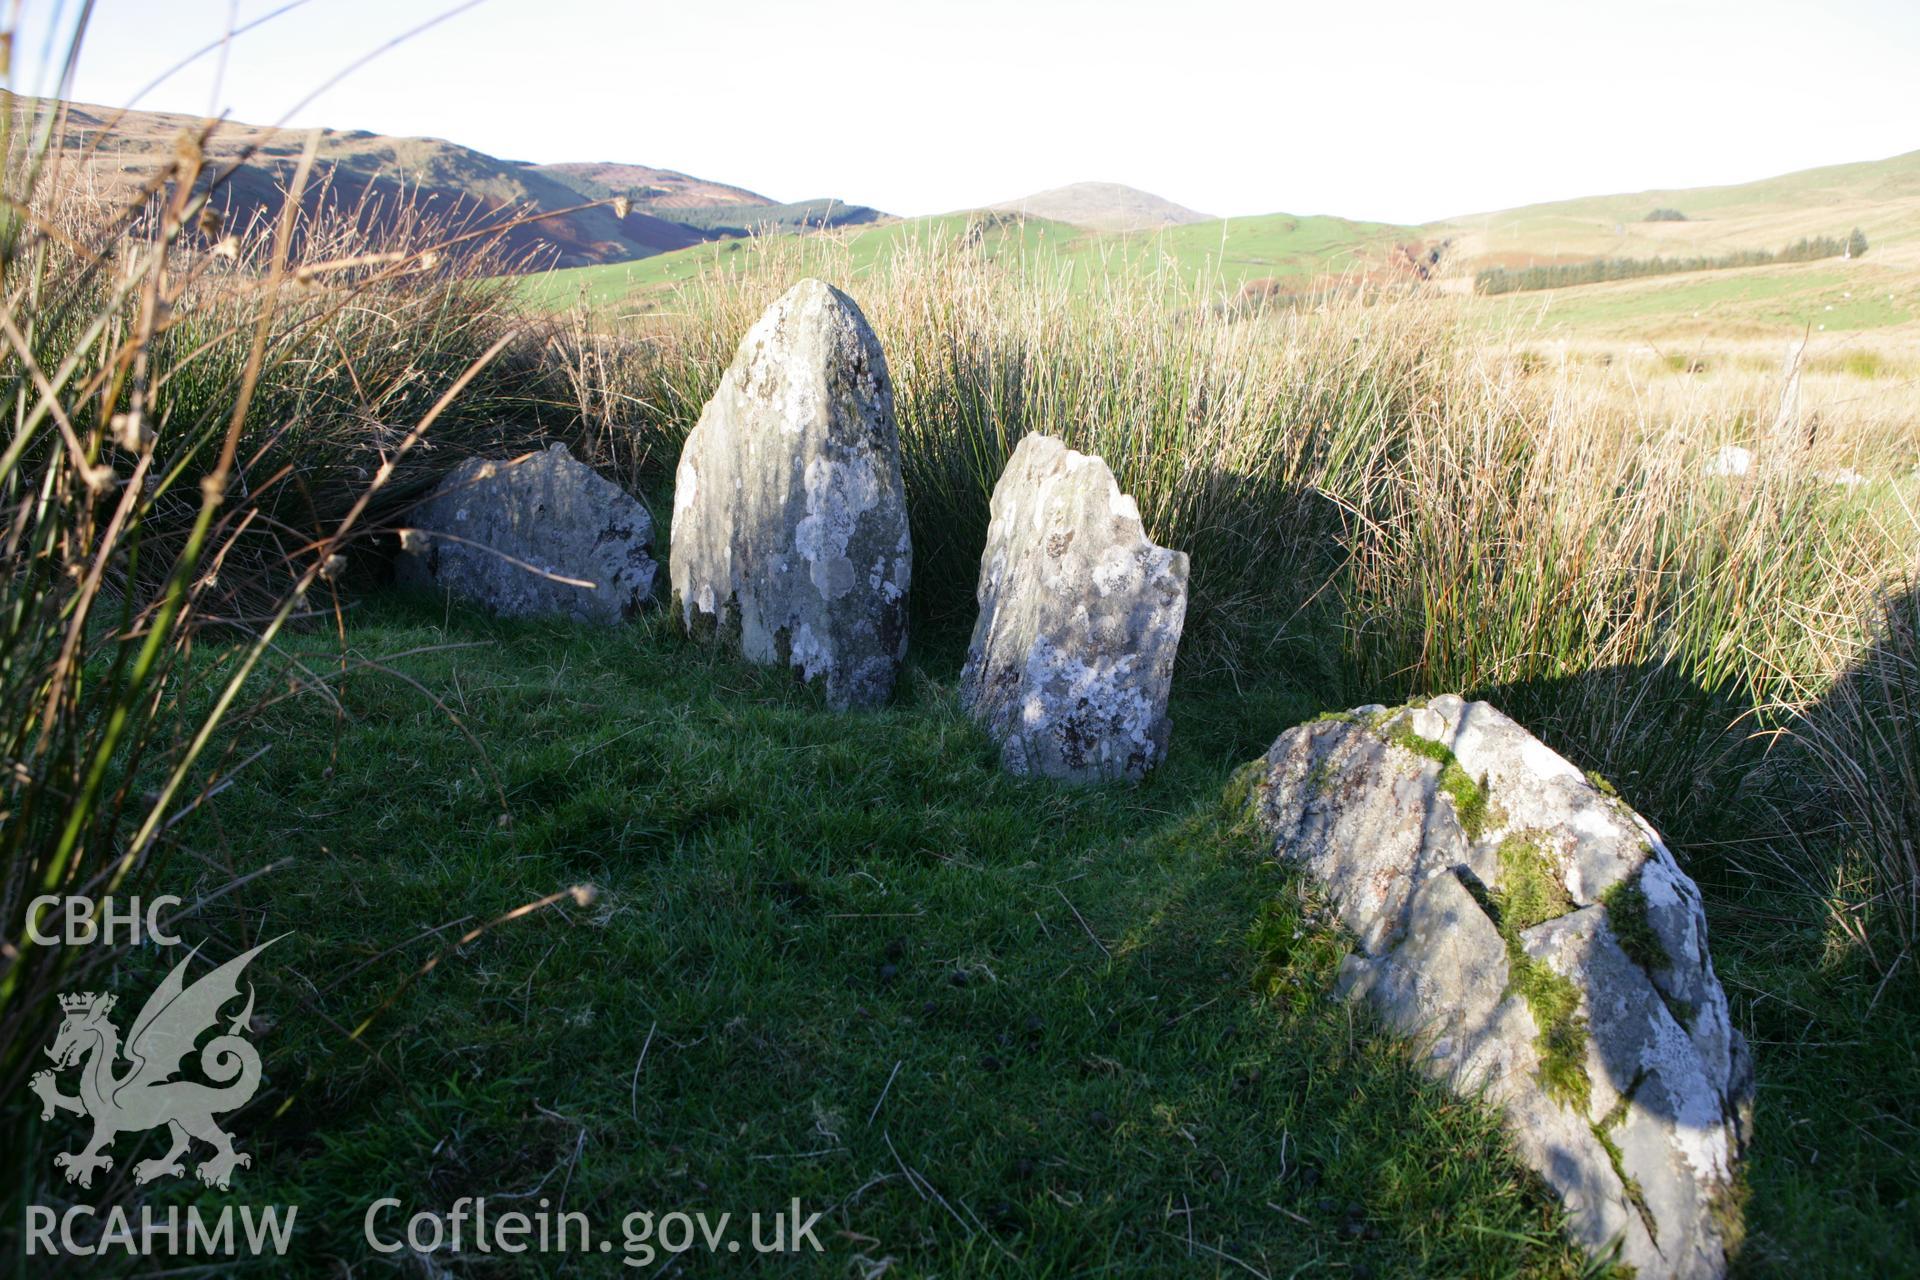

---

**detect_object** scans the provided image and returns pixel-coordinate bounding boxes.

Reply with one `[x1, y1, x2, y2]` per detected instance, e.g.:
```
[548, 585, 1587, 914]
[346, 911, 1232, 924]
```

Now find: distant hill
[532, 161, 771, 209]
[987, 182, 1212, 232]
[34, 101, 882, 269]
[1434, 149, 1920, 271]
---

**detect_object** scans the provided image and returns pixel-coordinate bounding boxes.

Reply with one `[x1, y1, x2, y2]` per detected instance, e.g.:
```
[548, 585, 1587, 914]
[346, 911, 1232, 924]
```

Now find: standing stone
[959, 435, 1189, 783]
[396, 442, 659, 623]
[1253, 696, 1751, 1279]
[670, 279, 910, 709]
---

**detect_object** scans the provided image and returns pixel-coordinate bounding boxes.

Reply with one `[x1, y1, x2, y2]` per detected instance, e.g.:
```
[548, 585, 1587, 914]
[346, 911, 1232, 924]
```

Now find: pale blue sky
[25, 0, 1920, 223]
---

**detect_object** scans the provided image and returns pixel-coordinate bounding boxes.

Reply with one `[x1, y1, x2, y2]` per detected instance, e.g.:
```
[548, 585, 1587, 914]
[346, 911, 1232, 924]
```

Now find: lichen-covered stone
[1256, 696, 1751, 1279]
[958, 435, 1189, 783]
[669, 279, 910, 709]
[396, 443, 659, 623]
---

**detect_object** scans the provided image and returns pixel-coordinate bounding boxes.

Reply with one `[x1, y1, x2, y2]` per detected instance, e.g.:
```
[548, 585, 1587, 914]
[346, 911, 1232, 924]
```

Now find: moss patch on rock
[1592, 1090, 1654, 1236]
[1506, 936, 1592, 1113]
[1464, 831, 1592, 1114]
[1384, 723, 1491, 840]
[1601, 874, 1666, 973]
[1495, 831, 1575, 931]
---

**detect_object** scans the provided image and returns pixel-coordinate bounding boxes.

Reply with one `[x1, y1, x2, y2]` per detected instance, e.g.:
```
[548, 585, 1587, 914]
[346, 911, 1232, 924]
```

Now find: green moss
[1475, 828, 1591, 1113]
[1585, 769, 1621, 799]
[1506, 936, 1592, 1112]
[1601, 876, 1667, 972]
[1592, 1091, 1653, 1235]
[1709, 1170, 1752, 1258]
[1386, 722, 1452, 765]
[1385, 723, 1491, 840]
[1494, 832, 1575, 931]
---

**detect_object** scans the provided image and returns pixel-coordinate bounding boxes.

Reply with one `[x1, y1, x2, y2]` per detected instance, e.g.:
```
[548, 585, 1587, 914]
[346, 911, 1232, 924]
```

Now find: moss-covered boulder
[1255, 695, 1752, 1279]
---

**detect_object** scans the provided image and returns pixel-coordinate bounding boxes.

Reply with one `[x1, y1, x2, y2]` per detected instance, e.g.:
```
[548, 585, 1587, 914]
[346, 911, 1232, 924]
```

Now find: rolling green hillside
[63, 95, 1912, 337]
[519, 148, 1920, 339]
[521, 209, 1415, 313]
[1438, 149, 1920, 265]
[1432, 149, 1920, 336]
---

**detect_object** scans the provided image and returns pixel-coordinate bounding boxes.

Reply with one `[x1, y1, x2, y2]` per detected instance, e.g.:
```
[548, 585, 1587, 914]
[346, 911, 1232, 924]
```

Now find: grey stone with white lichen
[396, 442, 660, 624]
[668, 279, 911, 709]
[1257, 695, 1752, 1279]
[958, 434, 1189, 784]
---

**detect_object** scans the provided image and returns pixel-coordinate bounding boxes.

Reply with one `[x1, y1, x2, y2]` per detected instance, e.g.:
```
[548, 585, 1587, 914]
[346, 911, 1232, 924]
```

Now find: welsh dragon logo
[30, 939, 278, 1191]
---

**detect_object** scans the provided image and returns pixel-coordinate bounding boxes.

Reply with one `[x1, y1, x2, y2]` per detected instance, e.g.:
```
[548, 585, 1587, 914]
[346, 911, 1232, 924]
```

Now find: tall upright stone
[670, 279, 910, 709]
[959, 435, 1189, 783]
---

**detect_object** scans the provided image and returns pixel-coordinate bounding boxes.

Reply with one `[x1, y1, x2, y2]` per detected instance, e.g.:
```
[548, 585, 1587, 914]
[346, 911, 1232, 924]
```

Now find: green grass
[1478, 262, 1915, 334]
[90, 591, 1912, 1275]
[137, 595, 1610, 1277]
[519, 214, 1081, 313]
[518, 210, 1410, 315]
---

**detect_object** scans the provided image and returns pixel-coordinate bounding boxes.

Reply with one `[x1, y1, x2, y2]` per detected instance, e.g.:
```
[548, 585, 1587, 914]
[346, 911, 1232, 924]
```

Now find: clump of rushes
[1385, 723, 1491, 840]
[597, 214, 1916, 970]
[0, 31, 609, 1195]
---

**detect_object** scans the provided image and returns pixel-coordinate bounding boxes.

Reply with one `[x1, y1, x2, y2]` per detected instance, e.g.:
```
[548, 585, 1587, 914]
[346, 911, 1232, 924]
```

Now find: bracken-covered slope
[34, 101, 879, 269]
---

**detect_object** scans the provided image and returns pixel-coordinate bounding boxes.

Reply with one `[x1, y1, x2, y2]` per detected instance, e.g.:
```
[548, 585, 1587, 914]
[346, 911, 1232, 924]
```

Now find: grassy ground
[519, 215, 1075, 314]
[139, 597, 1586, 1277]
[519, 211, 1409, 317]
[90, 590, 1911, 1277]
[1476, 262, 1918, 337]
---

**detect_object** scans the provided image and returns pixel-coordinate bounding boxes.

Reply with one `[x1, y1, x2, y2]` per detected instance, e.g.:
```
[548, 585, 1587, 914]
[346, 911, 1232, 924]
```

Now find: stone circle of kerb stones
[959, 434, 1190, 783]
[669, 279, 911, 710]
[1254, 695, 1753, 1280]
[396, 442, 661, 623]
